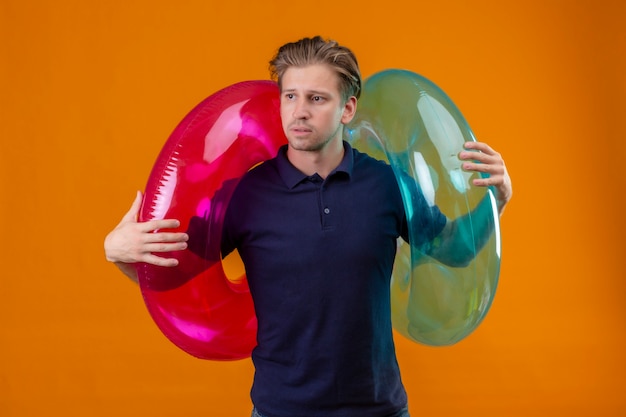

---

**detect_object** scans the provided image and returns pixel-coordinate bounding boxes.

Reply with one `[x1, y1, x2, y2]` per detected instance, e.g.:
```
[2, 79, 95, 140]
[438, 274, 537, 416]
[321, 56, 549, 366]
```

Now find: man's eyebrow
[282, 88, 331, 95]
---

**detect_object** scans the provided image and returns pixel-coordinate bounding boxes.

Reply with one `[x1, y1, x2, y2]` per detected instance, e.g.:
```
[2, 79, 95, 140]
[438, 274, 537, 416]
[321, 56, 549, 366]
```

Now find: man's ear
[341, 96, 357, 124]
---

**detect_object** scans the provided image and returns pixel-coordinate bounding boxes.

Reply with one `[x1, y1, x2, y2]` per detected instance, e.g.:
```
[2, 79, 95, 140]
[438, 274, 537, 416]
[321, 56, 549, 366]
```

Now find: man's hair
[269, 36, 362, 101]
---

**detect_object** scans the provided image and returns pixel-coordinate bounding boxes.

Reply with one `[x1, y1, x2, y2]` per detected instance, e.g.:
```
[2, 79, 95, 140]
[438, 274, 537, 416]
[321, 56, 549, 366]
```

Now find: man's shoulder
[235, 157, 280, 189]
[351, 146, 394, 175]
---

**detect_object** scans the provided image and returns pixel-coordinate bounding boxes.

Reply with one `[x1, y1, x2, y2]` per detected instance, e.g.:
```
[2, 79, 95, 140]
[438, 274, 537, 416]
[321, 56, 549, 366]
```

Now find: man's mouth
[290, 125, 312, 134]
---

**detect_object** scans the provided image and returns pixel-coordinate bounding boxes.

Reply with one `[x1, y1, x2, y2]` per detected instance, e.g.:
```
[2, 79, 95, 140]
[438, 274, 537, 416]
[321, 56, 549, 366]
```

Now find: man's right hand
[104, 191, 189, 279]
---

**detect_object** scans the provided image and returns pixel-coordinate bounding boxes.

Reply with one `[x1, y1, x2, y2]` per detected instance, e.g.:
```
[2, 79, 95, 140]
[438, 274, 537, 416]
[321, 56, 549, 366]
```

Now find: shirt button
[324, 207, 330, 214]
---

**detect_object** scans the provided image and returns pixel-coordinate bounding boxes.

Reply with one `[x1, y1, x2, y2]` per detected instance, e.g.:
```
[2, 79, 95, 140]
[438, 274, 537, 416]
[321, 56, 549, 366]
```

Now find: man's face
[280, 64, 356, 152]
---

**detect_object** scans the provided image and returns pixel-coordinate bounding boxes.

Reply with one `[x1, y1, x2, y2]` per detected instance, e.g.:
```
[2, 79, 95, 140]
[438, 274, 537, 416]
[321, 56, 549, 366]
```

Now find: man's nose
[293, 99, 310, 119]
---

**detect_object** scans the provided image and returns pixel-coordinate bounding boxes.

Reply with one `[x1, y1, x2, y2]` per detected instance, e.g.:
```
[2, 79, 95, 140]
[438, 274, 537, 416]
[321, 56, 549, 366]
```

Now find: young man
[105, 36, 512, 417]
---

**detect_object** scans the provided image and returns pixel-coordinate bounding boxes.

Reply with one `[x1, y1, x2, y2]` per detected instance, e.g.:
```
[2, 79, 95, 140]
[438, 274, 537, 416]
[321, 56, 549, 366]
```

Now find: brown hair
[269, 36, 362, 101]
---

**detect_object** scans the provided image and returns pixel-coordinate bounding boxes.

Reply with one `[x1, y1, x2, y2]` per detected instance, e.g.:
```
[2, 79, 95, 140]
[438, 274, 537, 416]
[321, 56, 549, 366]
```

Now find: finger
[122, 191, 143, 222]
[141, 253, 180, 267]
[143, 232, 189, 244]
[460, 151, 489, 163]
[459, 149, 502, 165]
[472, 177, 492, 187]
[138, 219, 182, 232]
[464, 141, 496, 155]
[462, 161, 494, 173]
[144, 240, 188, 253]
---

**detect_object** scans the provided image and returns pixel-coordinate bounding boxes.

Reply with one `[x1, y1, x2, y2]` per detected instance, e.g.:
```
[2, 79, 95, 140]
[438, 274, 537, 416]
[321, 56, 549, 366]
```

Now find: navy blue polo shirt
[221, 141, 446, 417]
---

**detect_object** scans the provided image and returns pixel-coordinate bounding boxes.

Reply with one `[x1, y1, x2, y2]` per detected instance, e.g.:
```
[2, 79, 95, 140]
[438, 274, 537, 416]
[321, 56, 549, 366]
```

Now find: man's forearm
[114, 262, 138, 283]
[426, 192, 498, 267]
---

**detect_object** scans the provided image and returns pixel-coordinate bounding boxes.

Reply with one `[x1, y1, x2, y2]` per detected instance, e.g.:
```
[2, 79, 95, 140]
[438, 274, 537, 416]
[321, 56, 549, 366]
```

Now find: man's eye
[285, 93, 294, 100]
[312, 96, 323, 102]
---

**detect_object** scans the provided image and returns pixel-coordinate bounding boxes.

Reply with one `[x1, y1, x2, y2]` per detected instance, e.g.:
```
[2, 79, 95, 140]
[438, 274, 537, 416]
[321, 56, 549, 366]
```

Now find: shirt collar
[275, 141, 354, 189]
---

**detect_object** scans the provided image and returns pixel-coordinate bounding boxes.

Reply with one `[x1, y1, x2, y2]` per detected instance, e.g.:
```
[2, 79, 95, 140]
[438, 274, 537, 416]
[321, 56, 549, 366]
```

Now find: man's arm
[459, 141, 512, 215]
[103, 191, 189, 282]
[426, 141, 512, 267]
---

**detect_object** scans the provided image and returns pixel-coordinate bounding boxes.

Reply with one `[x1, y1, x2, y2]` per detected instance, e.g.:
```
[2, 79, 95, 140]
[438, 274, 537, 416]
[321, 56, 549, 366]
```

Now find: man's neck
[287, 139, 345, 179]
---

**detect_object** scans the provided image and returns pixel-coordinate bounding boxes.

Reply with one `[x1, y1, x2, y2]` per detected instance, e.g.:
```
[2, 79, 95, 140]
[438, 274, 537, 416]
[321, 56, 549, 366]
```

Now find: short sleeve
[395, 170, 447, 248]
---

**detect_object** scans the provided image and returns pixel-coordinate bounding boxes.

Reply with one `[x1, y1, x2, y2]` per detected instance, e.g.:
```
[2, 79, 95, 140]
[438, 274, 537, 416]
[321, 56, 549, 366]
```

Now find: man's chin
[287, 138, 322, 152]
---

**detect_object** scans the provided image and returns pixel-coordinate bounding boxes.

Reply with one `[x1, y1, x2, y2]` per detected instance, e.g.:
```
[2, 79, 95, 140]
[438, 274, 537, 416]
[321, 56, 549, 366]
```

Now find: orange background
[1, 0, 625, 416]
